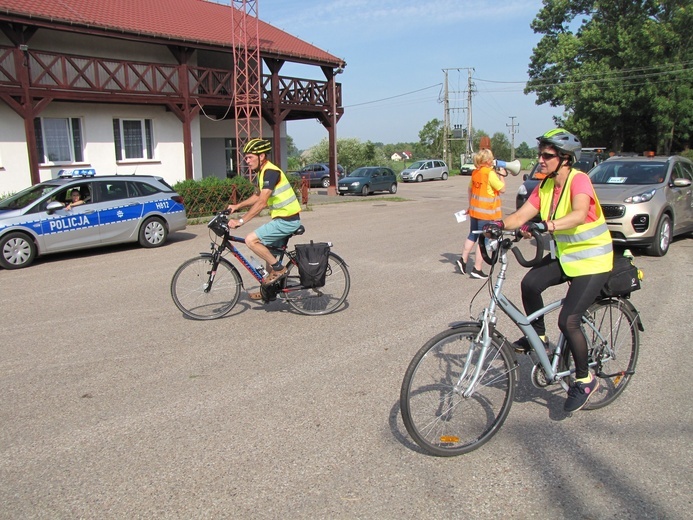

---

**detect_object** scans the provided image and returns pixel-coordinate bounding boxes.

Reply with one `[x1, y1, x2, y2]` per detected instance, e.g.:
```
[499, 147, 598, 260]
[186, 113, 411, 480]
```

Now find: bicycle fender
[595, 297, 644, 332]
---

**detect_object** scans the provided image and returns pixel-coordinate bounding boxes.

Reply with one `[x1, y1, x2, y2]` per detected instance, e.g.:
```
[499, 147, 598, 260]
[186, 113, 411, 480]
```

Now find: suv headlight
[624, 189, 656, 204]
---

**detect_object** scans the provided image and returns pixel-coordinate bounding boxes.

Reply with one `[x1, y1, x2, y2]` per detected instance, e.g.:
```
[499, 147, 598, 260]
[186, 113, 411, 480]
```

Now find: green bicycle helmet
[242, 138, 272, 155]
[537, 128, 582, 163]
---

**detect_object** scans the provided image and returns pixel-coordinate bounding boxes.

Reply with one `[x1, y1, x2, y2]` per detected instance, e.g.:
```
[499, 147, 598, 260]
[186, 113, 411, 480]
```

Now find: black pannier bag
[601, 256, 641, 297]
[295, 241, 331, 288]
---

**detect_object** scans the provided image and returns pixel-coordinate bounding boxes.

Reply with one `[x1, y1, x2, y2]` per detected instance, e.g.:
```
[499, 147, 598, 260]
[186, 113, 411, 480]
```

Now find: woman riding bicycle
[226, 138, 302, 299]
[483, 128, 613, 413]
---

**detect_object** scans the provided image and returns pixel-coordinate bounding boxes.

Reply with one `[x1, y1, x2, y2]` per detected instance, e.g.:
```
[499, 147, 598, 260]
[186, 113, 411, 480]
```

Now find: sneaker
[470, 268, 488, 279]
[262, 265, 287, 285]
[564, 375, 600, 413]
[512, 336, 547, 354]
[456, 257, 467, 274]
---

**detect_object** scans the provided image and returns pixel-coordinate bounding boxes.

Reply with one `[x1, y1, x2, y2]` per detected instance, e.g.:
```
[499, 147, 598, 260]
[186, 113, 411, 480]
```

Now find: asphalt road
[1, 173, 691, 519]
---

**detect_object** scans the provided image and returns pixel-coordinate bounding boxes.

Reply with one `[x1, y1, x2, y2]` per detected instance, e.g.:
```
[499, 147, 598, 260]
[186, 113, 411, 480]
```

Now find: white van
[401, 160, 449, 182]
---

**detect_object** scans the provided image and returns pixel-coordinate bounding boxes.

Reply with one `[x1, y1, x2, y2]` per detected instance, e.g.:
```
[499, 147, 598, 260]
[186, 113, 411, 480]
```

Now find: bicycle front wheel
[580, 298, 639, 409]
[400, 325, 517, 456]
[170, 256, 242, 320]
[284, 251, 350, 316]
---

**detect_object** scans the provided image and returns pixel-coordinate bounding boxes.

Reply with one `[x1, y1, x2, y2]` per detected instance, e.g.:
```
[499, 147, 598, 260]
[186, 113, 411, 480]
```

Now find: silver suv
[589, 155, 693, 256]
[401, 160, 449, 182]
[0, 175, 187, 269]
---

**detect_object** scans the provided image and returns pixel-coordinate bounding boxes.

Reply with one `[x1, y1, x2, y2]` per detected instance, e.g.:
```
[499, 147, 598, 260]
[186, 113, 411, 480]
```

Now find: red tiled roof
[0, 0, 345, 67]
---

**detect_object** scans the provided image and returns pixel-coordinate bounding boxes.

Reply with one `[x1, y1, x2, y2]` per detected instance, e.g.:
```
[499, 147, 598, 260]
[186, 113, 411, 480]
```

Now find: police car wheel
[0, 232, 37, 269]
[138, 217, 168, 248]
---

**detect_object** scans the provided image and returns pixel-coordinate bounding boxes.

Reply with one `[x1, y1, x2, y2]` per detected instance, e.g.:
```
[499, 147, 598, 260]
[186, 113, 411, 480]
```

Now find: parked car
[337, 167, 398, 196]
[0, 175, 187, 269]
[589, 155, 693, 256]
[515, 161, 545, 216]
[460, 161, 475, 175]
[296, 163, 345, 188]
[401, 160, 448, 182]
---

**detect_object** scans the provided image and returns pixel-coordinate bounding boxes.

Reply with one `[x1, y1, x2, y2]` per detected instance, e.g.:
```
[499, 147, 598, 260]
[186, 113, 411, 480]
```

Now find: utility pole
[442, 68, 474, 169]
[466, 68, 474, 163]
[507, 116, 519, 160]
[443, 69, 450, 167]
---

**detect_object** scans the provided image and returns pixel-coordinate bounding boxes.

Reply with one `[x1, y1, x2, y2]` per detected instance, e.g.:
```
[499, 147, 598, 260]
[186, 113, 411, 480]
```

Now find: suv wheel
[647, 214, 672, 257]
[321, 177, 330, 189]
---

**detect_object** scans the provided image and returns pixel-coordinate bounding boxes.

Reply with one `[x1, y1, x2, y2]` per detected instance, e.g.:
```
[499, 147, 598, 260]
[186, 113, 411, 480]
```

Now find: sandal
[262, 266, 287, 285]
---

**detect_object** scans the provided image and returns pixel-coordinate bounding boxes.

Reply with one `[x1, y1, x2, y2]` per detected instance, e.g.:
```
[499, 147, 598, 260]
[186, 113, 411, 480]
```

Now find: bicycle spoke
[400, 326, 516, 456]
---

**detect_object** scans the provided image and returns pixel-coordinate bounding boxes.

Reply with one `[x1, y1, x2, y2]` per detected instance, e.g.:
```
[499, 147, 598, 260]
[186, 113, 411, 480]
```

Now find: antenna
[231, 1, 263, 180]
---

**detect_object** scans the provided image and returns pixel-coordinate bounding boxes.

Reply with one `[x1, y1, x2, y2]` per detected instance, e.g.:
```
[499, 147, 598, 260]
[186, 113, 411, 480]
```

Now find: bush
[172, 175, 304, 219]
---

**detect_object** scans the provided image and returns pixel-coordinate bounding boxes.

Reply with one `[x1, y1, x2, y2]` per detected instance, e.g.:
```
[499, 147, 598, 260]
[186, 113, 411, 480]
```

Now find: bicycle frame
[460, 236, 622, 395]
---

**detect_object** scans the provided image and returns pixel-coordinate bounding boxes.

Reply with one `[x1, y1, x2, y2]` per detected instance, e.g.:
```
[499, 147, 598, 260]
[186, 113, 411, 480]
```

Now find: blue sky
[259, 0, 562, 151]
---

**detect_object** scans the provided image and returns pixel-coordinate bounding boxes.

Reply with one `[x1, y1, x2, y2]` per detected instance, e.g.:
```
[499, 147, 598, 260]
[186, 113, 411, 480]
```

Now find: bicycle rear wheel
[284, 251, 350, 316]
[400, 325, 516, 456]
[170, 256, 241, 320]
[579, 298, 639, 409]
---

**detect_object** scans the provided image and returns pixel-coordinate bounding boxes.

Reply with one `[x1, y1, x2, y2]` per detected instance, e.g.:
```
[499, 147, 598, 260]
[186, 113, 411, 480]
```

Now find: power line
[344, 83, 442, 109]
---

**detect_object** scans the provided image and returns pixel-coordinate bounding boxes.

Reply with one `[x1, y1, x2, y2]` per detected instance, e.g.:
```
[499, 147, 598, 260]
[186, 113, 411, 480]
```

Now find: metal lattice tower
[231, 0, 263, 179]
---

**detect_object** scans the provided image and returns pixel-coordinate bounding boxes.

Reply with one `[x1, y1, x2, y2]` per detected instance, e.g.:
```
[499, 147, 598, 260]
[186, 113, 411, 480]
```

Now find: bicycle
[400, 228, 643, 457]
[170, 212, 350, 319]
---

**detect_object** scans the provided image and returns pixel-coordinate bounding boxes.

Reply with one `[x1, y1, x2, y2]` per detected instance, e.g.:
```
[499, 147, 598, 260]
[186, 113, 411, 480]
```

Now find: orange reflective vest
[469, 166, 502, 220]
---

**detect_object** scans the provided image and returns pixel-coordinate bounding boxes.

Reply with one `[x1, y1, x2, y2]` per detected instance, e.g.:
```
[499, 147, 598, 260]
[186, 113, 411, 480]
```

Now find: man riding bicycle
[483, 128, 613, 413]
[227, 138, 302, 299]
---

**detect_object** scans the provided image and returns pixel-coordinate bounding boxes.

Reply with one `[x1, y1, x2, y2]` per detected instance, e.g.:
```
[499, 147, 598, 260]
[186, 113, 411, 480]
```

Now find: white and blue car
[0, 175, 187, 269]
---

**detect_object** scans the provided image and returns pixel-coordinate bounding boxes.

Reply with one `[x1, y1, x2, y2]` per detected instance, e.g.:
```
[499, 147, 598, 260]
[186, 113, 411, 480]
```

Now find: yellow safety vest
[469, 166, 502, 220]
[258, 160, 301, 218]
[539, 169, 613, 277]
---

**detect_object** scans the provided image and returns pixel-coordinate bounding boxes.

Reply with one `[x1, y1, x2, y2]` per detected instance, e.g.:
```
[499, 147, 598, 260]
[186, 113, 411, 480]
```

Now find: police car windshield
[0, 184, 60, 210]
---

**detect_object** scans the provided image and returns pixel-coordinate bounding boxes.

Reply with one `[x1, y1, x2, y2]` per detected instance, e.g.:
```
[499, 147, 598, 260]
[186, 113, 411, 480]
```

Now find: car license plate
[338, 186, 347, 191]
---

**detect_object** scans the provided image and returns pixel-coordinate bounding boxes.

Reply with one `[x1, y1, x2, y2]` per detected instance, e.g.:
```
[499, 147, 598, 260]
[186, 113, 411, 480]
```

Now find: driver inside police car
[65, 189, 85, 211]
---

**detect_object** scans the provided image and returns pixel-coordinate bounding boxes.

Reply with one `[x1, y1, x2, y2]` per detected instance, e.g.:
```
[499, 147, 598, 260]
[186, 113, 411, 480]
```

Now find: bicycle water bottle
[249, 256, 268, 277]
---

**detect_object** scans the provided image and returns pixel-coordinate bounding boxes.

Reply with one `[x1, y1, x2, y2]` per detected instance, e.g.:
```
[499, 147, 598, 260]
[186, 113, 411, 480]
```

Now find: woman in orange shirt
[457, 148, 505, 279]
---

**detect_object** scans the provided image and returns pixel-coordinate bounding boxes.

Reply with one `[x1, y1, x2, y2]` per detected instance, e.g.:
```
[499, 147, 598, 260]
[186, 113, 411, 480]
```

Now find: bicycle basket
[208, 215, 229, 238]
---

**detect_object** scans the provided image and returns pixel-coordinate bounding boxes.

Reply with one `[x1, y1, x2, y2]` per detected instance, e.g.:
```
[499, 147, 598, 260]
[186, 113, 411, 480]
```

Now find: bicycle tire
[170, 256, 242, 320]
[400, 325, 517, 456]
[562, 298, 639, 410]
[284, 251, 350, 316]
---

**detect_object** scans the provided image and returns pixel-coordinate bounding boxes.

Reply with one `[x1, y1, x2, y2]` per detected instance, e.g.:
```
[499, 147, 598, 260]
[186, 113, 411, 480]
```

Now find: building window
[34, 117, 84, 164]
[113, 118, 154, 160]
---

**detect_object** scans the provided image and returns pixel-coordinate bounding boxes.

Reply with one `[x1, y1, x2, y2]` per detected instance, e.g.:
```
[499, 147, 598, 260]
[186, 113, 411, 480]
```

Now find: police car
[0, 175, 187, 269]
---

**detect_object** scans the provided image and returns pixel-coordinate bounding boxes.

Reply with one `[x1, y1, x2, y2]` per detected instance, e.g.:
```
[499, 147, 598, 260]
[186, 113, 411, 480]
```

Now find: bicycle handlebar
[479, 228, 545, 268]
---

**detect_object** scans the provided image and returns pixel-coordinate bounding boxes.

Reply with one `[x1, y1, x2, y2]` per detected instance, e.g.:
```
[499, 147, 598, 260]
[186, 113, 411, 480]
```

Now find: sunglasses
[538, 152, 560, 161]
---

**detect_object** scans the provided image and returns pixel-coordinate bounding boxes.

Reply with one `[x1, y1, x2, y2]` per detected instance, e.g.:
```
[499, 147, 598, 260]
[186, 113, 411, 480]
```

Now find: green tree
[308, 137, 368, 173]
[286, 135, 299, 157]
[515, 142, 534, 159]
[490, 132, 512, 161]
[526, 0, 692, 154]
[417, 118, 444, 158]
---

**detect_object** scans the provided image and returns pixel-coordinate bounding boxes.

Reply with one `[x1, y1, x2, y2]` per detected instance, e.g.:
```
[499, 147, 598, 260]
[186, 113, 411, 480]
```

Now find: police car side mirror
[46, 201, 65, 214]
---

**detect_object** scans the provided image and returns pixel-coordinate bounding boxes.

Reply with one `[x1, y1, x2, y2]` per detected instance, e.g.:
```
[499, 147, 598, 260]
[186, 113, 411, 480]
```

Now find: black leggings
[520, 255, 610, 379]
